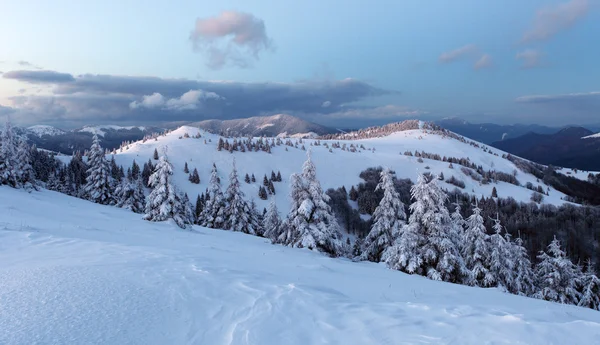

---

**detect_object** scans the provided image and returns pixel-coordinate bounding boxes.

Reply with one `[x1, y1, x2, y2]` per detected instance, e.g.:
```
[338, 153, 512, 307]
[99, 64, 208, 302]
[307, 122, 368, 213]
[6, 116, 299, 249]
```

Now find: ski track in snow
[1, 187, 600, 344]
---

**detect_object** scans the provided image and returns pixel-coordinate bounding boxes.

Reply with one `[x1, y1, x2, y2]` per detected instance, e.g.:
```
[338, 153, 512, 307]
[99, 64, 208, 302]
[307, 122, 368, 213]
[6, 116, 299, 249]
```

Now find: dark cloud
[0, 105, 16, 116]
[3, 70, 75, 84]
[516, 91, 600, 109]
[189, 11, 273, 69]
[17, 61, 42, 69]
[5, 71, 392, 126]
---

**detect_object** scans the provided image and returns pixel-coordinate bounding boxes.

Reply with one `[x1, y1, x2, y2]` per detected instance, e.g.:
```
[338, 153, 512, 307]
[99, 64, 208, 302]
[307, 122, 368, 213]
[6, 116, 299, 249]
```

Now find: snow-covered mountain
[190, 114, 335, 138]
[99, 122, 583, 216]
[1, 186, 599, 344]
[77, 125, 148, 137]
[26, 125, 66, 137]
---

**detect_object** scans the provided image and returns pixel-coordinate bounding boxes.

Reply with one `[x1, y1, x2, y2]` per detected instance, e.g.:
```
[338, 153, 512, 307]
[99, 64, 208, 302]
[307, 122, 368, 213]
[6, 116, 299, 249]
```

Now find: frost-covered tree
[462, 202, 493, 287]
[277, 151, 346, 257]
[488, 216, 514, 291]
[360, 168, 406, 262]
[507, 234, 535, 296]
[0, 118, 18, 187]
[143, 150, 189, 228]
[578, 259, 600, 310]
[224, 159, 256, 234]
[534, 236, 581, 305]
[181, 193, 195, 225]
[84, 134, 113, 205]
[388, 173, 465, 282]
[263, 198, 282, 241]
[15, 135, 36, 189]
[449, 200, 465, 252]
[115, 177, 145, 213]
[200, 163, 226, 229]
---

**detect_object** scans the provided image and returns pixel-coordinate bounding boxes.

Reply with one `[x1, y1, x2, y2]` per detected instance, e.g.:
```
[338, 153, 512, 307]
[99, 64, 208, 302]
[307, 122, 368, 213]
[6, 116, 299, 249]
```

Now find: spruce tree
[488, 216, 514, 291]
[578, 259, 600, 310]
[349, 185, 359, 201]
[200, 163, 226, 229]
[507, 234, 535, 296]
[0, 118, 17, 187]
[15, 136, 36, 189]
[360, 168, 406, 262]
[271, 171, 277, 181]
[189, 168, 200, 184]
[143, 150, 189, 228]
[184, 162, 189, 174]
[115, 177, 145, 213]
[224, 159, 256, 234]
[84, 134, 113, 205]
[153, 148, 159, 160]
[277, 151, 346, 257]
[251, 174, 256, 183]
[195, 194, 204, 223]
[258, 186, 268, 200]
[463, 202, 493, 287]
[534, 236, 581, 304]
[276, 171, 282, 182]
[245, 173, 251, 184]
[263, 198, 282, 241]
[131, 160, 140, 180]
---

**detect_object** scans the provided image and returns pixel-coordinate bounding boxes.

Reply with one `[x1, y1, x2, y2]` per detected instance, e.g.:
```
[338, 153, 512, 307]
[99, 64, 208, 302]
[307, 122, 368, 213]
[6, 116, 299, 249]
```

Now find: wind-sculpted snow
[1, 187, 599, 344]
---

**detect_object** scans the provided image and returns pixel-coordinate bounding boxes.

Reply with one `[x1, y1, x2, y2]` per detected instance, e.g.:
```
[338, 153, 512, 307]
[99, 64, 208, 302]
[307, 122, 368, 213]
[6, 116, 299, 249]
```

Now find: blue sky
[1, 0, 599, 128]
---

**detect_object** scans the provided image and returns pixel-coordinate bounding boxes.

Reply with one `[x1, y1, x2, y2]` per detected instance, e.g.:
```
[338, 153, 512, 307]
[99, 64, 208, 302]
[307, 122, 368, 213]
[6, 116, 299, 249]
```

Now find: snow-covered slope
[106, 125, 572, 215]
[26, 125, 65, 137]
[583, 133, 600, 139]
[1, 186, 598, 344]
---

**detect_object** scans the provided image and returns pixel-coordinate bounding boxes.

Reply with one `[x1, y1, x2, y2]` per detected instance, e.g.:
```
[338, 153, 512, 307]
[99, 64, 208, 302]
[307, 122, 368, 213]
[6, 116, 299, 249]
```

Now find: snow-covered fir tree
[578, 259, 600, 310]
[387, 173, 466, 282]
[449, 199, 465, 253]
[262, 198, 282, 241]
[224, 159, 256, 234]
[0, 118, 17, 187]
[534, 236, 581, 305]
[200, 163, 226, 229]
[488, 215, 514, 291]
[462, 202, 493, 287]
[360, 168, 406, 262]
[15, 136, 36, 189]
[143, 150, 189, 228]
[506, 234, 535, 296]
[115, 176, 145, 213]
[84, 134, 113, 205]
[277, 151, 347, 257]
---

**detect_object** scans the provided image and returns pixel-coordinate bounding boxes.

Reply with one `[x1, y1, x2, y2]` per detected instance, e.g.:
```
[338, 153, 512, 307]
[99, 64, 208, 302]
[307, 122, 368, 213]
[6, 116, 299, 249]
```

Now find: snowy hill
[77, 125, 148, 137]
[26, 125, 66, 137]
[107, 124, 574, 215]
[1, 186, 599, 344]
[190, 114, 334, 138]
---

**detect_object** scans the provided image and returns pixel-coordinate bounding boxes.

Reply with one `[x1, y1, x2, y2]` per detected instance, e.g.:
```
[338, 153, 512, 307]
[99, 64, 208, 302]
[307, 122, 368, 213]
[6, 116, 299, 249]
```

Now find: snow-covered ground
[99, 126, 574, 215]
[78, 125, 147, 137]
[26, 125, 66, 137]
[1, 186, 599, 345]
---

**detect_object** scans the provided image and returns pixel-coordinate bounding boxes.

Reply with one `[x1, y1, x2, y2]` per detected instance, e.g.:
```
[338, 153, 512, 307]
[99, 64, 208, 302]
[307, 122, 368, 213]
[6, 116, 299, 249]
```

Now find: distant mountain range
[21, 125, 162, 154]
[492, 127, 600, 171]
[189, 114, 335, 138]
[434, 117, 562, 144]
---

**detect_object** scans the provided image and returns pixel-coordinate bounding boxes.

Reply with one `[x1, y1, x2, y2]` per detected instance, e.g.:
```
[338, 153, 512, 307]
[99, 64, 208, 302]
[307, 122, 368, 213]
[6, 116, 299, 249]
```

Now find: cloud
[17, 61, 42, 69]
[522, 0, 589, 43]
[0, 105, 16, 116]
[516, 91, 600, 105]
[515, 91, 600, 124]
[4, 71, 390, 126]
[3, 70, 75, 83]
[130, 89, 222, 111]
[516, 49, 543, 69]
[189, 10, 273, 69]
[474, 54, 493, 70]
[439, 44, 477, 63]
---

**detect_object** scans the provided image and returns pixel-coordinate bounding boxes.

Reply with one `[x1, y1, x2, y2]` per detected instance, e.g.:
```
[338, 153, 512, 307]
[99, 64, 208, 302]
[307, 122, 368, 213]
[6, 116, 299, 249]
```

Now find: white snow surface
[583, 133, 600, 139]
[26, 125, 65, 137]
[1, 186, 599, 345]
[79, 125, 146, 137]
[101, 126, 574, 216]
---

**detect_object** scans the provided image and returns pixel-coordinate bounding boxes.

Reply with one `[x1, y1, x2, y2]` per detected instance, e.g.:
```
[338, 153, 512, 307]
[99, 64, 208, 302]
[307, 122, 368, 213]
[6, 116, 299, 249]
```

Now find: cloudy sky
[1, 0, 599, 128]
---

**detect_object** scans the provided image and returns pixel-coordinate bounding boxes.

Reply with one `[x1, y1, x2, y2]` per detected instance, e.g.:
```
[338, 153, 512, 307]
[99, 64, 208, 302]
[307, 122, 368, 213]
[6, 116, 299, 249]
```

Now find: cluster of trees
[353, 169, 599, 310]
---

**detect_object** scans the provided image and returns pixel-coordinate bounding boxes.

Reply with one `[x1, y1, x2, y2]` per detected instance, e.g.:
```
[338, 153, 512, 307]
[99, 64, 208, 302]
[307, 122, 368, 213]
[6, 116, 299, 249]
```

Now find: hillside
[190, 114, 334, 138]
[492, 127, 600, 171]
[1, 186, 599, 344]
[103, 125, 584, 216]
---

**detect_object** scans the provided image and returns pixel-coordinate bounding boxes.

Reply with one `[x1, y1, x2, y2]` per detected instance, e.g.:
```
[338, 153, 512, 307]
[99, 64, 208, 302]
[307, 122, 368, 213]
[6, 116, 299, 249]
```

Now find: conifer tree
[245, 173, 251, 183]
[143, 150, 189, 228]
[277, 151, 347, 257]
[258, 186, 268, 200]
[195, 194, 204, 223]
[462, 202, 493, 286]
[131, 160, 140, 180]
[224, 159, 256, 234]
[251, 174, 256, 183]
[188, 168, 200, 184]
[200, 163, 226, 229]
[276, 170, 282, 182]
[0, 118, 17, 187]
[578, 259, 600, 310]
[263, 174, 269, 187]
[507, 234, 535, 296]
[488, 216, 514, 291]
[15, 136, 36, 189]
[153, 148, 159, 160]
[84, 134, 113, 205]
[534, 236, 581, 304]
[184, 162, 189, 174]
[263, 198, 282, 241]
[349, 185, 359, 201]
[271, 171, 277, 181]
[360, 168, 406, 262]
[267, 179, 276, 194]
[115, 177, 145, 213]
